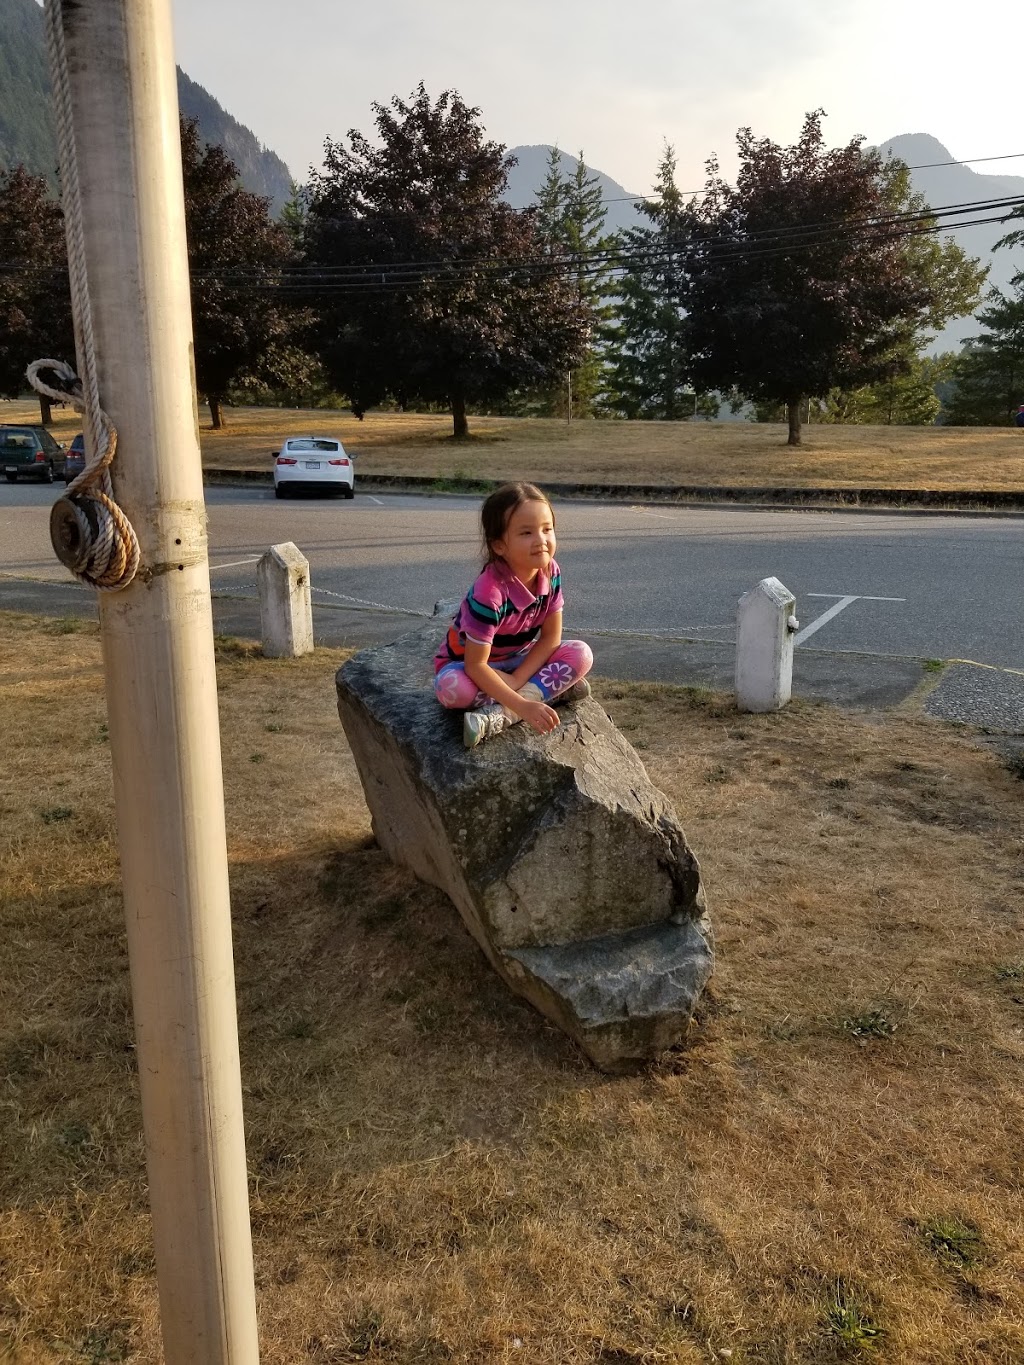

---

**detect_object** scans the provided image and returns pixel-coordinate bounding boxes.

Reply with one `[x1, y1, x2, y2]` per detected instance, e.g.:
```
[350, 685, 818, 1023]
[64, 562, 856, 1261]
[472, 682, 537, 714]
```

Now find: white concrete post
[259, 542, 314, 658]
[50, 0, 259, 1358]
[735, 577, 800, 712]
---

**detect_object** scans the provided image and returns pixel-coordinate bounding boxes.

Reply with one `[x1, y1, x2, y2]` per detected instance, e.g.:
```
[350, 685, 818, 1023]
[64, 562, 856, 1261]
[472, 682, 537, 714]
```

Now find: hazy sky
[170, 0, 1023, 194]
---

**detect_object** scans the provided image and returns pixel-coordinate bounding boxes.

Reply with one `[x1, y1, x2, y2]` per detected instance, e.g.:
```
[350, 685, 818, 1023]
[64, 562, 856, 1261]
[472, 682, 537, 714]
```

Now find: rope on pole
[26, 360, 140, 591]
[27, 0, 140, 593]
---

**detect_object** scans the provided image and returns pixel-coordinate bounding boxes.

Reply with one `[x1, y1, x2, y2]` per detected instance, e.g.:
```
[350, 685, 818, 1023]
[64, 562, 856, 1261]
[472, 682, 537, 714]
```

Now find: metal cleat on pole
[735, 577, 800, 713]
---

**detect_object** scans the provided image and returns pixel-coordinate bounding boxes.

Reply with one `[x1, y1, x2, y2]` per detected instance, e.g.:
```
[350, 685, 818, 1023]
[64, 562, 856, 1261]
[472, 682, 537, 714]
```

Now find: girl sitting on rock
[434, 481, 594, 748]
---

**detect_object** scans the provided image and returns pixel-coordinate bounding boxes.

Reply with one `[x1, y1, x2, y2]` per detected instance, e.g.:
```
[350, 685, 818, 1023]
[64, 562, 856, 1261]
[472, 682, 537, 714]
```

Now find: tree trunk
[209, 395, 225, 429]
[786, 400, 802, 446]
[451, 391, 468, 439]
[38, 395, 53, 426]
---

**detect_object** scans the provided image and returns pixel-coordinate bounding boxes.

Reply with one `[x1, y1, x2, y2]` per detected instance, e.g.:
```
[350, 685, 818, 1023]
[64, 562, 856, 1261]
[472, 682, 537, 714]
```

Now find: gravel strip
[925, 663, 1024, 733]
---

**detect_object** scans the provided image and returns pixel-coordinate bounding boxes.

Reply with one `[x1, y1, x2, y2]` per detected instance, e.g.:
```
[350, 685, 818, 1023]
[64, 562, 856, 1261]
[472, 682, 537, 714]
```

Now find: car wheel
[345, 486, 355, 499]
[4, 472, 16, 484]
[274, 485, 286, 499]
[43, 462, 55, 483]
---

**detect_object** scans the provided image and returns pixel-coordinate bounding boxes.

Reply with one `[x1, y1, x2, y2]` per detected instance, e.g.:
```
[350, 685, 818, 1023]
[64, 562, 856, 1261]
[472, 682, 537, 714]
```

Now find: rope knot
[26, 358, 140, 592]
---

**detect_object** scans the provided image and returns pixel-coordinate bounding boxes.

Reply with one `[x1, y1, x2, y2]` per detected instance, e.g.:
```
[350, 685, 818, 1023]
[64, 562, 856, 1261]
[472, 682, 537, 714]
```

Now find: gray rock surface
[336, 612, 713, 1071]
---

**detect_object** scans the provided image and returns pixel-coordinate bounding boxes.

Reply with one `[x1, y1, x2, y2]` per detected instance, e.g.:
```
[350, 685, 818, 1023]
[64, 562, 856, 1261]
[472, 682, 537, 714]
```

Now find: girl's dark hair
[480, 482, 553, 563]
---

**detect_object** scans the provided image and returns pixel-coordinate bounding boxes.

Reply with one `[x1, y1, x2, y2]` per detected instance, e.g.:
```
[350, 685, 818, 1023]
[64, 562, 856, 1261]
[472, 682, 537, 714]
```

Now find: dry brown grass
[5, 397, 1024, 493]
[2, 612, 1023, 1363]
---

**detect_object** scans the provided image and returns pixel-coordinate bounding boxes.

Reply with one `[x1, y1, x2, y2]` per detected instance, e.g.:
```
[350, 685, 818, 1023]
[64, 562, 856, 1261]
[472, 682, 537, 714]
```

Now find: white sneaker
[463, 704, 511, 748]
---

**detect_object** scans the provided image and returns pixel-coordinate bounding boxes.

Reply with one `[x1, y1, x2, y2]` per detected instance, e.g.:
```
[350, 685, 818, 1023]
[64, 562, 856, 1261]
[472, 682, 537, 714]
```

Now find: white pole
[259, 541, 314, 658]
[54, 1, 259, 1358]
[735, 576, 799, 713]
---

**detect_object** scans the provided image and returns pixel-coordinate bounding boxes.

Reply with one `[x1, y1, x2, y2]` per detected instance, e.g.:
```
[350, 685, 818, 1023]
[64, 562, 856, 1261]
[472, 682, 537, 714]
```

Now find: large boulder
[335, 612, 713, 1071]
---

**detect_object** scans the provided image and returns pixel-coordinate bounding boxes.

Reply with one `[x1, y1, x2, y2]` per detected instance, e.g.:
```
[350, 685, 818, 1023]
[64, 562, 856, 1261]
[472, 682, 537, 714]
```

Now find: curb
[202, 468, 1024, 515]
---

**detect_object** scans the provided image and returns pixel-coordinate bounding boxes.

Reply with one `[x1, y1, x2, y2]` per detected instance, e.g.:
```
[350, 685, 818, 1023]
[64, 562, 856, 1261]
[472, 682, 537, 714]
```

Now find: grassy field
[4, 399, 1024, 492]
[2, 612, 1023, 1362]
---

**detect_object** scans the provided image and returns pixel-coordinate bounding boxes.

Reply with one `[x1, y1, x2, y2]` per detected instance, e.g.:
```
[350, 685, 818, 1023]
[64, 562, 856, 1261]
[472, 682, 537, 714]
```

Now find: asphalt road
[4, 481, 1023, 658]
[2, 481, 1023, 728]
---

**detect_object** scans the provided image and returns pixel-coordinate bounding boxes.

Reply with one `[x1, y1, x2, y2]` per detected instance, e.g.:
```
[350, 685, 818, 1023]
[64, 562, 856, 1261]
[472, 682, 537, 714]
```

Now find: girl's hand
[516, 698, 560, 735]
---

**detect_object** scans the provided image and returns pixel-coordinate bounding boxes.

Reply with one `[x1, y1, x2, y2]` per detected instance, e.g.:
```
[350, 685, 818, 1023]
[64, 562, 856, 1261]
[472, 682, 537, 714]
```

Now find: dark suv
[1, 425, 68, 483]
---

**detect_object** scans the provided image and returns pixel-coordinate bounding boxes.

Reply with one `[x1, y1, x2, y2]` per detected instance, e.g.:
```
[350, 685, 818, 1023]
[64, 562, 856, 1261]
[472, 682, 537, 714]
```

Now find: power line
[4, 190, 1020, 297]
[176, 209, 1022, 298]
[161, 190, 1023, 289]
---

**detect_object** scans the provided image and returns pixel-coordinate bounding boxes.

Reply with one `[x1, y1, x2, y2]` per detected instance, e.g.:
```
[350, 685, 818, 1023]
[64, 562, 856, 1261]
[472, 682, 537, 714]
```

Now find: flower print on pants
[538, 660, 575, 694]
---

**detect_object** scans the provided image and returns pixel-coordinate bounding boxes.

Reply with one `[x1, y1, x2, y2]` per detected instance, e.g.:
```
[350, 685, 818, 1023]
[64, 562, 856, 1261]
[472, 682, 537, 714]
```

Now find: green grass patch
[40, 804, 74, 824]
[822, 1283, 883, 1352]
[917, 1214, 984, 1268]
[429, 469, 497, 494]
[841, 1008, 898, 1041]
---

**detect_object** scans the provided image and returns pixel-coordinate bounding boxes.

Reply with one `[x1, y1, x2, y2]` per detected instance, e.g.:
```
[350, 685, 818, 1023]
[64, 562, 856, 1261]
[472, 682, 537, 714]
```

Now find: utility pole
[567, 368, 572, 425]
[47, 1, 259, 1358]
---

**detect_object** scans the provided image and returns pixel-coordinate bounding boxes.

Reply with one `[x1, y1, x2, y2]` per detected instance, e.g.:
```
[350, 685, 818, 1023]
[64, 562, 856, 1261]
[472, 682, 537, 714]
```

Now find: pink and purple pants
[434, 640, 593, 711]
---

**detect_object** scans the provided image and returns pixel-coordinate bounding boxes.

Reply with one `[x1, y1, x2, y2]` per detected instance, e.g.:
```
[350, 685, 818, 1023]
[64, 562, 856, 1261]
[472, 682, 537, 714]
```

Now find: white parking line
[365, 495, 383, 505]
[795, 592, 905, 646]
[209, 556, 261, 572]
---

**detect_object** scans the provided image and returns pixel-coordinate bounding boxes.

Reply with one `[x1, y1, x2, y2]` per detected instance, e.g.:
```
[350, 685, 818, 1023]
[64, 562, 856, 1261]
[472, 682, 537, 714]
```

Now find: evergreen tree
[944, 281, 1024, 424]
[527, 148, 613, 417]
[602, 145, 696, 420]
[280, 180, 307, 252]
[534, 146, 570, 250]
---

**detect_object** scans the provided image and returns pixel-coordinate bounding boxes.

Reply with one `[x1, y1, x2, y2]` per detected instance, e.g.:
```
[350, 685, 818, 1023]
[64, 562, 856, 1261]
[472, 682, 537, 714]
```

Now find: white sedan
[273, 436, 355, 499]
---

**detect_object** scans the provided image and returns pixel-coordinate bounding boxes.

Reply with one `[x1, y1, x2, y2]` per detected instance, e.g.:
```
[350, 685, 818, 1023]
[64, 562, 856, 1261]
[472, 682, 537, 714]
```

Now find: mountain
[877, 133, 1024, 351]
[0, 0, 54, 178]
[175, 70, 293, 213]
[505, 145, 646, 236]
[0, 0, 293, 213]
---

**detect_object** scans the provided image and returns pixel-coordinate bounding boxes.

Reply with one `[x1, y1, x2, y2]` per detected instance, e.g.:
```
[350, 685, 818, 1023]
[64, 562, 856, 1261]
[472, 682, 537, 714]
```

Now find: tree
[534, 146, 571, 249]
[304, 85, 588, 437]
[602, 145, 696, 419]
[943, 281, 1024, 424]
[522, 148, 614, 418]
[0, 165, 73, 423]
[814, 353, 954, 425]
[685, 111, 985, 445]
[280, 179, 308, 252]
[180, 118, 300, 428]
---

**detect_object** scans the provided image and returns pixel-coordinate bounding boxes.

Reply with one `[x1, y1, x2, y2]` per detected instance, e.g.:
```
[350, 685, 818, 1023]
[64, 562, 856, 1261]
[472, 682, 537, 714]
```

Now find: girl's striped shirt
[434, 558, 564, 672]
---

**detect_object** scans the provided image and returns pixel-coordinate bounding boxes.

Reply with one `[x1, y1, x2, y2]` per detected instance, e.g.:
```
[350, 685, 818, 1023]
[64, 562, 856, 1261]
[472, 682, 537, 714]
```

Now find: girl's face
[492, 499, 556, 585]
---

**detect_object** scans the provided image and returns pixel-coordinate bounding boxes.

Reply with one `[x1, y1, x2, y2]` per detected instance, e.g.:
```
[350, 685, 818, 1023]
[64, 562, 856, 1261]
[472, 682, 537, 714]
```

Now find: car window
[41, 431, 62, 453]
[0, 430, 34, 449]
[286, 438, 341, 452]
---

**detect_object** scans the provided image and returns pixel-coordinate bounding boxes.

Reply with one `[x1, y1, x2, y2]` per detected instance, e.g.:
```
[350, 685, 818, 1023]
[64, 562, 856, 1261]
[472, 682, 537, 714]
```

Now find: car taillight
[328, 458, 350, 466]
[277, 456, 298, 465]
[34, 452, 45, 462]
